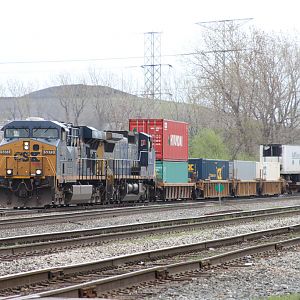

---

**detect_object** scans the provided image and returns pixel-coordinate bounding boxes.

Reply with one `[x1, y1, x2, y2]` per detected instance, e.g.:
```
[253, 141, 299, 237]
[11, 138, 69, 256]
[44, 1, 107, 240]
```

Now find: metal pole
[218, 182, 221, 205]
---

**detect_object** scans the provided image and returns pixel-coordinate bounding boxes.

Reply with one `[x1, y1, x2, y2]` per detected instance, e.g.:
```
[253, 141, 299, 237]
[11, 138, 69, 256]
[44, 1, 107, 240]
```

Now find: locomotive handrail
[76, 157, 142, 181]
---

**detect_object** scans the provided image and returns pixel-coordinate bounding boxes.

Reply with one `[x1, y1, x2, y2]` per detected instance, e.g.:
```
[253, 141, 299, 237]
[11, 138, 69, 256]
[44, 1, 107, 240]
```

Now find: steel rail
[0, 202, 300, 231]
[1, 205, 300, 248]
[0, 224, 300, 295]
[27, 237, 300, 298]
[1, 206, 300, 260]
[0, 201, 235, 227]
[0, 194, 300, 224]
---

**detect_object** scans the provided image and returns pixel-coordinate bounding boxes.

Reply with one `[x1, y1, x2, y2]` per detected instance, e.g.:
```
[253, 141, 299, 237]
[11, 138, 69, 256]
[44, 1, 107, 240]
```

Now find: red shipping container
[129, 119, 188, 161]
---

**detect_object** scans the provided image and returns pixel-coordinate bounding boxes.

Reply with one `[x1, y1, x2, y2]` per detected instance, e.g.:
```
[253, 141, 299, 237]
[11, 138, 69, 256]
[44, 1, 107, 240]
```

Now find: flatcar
[0, 118, 156, 208]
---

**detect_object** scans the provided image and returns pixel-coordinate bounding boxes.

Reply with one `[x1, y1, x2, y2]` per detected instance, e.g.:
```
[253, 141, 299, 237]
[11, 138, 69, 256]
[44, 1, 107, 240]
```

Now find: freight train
[0, 118, 157, 208]
[0, 118, 286, 208]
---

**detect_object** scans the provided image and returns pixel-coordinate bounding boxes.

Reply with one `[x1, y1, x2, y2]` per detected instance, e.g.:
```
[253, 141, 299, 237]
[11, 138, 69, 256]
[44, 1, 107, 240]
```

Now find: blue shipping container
[188, 158, 229, 180]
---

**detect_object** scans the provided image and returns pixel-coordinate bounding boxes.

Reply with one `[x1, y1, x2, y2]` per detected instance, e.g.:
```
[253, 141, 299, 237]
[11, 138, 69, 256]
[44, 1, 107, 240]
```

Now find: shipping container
[257, 161, 281, 181]
[188, 158, 229, 181]
[155, 161, 188, 183]
[129, 119, 188, 161]
[262, 162, 280, 180]
[260, 144, 300, 175]
[229, 160, 257, 180]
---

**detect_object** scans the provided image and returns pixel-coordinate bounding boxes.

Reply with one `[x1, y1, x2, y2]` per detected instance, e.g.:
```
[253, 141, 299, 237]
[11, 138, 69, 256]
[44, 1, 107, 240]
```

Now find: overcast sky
[1, 0, 300, 93]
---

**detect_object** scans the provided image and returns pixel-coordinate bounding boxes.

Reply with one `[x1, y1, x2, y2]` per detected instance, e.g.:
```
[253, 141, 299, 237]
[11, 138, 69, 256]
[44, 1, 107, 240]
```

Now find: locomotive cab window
[33, 128, 58, 139]
[5, 128, 29, 138]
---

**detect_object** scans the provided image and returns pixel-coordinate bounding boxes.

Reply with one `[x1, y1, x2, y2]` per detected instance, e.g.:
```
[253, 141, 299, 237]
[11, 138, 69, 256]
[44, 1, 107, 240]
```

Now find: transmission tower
[143, 32, 162, 100]
[196, 18, 253, 111]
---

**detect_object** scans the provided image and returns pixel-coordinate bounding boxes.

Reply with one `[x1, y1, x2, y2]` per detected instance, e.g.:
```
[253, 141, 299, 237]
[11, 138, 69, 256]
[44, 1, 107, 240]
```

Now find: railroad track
[0, 198, 300, 230]
[1, 205, 300, 260]
[0, 194, 299, 221]
[1, 224, 299, 298]
[0, 201, 215, 228]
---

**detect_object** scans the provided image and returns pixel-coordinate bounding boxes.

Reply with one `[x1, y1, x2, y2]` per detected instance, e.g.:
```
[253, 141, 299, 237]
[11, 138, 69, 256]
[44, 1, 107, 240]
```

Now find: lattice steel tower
[143, 32, 162, 100]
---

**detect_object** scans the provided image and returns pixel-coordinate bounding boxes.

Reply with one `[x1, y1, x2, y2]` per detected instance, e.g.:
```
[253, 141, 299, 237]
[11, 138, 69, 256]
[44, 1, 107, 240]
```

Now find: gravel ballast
[141, 248, 300, 300]
[1, 198, 300, 238]
[1, 214, 300, 276]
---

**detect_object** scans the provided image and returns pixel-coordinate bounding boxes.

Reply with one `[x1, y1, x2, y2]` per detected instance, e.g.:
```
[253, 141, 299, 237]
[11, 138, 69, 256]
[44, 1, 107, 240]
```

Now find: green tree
[189, 129, 230, 159]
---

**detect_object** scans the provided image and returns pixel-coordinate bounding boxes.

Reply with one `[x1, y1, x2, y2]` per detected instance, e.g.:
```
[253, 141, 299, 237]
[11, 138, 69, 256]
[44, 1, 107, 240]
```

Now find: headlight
[35, 169, 42, 175]
[23, 141, 29, 150]
[6, 169, 13, 175]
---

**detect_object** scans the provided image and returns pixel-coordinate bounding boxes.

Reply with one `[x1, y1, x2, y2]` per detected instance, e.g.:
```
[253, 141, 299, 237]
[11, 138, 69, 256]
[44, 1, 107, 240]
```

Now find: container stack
[129, 119, 189, 183]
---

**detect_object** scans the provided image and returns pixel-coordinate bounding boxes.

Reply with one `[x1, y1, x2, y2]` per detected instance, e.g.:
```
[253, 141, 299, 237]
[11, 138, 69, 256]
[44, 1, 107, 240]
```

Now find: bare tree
[5, 80, 38, 120]
[189, 26, 300, 158]
[54, 73, 89, 125]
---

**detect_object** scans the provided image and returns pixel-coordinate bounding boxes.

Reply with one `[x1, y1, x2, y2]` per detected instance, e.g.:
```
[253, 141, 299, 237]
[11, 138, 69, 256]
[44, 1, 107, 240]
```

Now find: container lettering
[169, 135, 183, 147]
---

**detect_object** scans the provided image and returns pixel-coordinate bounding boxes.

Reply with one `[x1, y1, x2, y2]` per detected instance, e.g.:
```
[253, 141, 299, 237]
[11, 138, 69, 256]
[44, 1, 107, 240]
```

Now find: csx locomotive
[0, 118, 156, 208]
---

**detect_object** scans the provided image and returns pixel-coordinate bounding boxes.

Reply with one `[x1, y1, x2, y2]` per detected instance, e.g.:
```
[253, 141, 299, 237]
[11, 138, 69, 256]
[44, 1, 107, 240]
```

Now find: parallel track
[1, 225, 299, 298]
[0, 194, 299, 222]
[1, 205, 300, 259]
[0, 197, 300, 229]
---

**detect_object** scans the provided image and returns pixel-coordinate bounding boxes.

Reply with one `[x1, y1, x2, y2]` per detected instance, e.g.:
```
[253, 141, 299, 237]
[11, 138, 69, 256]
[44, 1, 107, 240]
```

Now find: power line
[0, 50, 252, 66]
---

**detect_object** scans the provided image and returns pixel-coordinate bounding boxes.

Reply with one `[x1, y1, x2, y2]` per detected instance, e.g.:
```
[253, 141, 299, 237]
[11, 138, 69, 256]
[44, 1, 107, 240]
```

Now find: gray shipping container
[229, 160, 257, 180]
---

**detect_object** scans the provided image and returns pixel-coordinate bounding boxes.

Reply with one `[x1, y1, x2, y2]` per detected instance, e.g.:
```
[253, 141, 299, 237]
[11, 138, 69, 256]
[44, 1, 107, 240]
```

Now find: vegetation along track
[1, 224, 300, 298]
[1, 205, 300, 260]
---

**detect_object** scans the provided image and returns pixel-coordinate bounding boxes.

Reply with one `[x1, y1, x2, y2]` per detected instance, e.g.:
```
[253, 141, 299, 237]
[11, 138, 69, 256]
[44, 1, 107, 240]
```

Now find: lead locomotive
[0, 119, 156, 208]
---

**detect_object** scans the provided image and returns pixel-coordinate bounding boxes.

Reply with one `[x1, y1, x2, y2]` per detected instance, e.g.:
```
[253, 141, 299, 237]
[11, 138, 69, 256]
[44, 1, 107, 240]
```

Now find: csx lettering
[14, 152, 40, 162]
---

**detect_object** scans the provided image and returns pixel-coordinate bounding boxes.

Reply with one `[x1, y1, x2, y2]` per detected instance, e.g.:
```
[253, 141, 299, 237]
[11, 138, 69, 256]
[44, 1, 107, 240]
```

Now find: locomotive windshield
[33, 128, 58, 139]
[5, 128, 30, 138]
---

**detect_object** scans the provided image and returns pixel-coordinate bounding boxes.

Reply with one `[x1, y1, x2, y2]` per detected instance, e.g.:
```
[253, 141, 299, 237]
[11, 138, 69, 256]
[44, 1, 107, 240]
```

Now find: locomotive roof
[1, 120, 68, 132]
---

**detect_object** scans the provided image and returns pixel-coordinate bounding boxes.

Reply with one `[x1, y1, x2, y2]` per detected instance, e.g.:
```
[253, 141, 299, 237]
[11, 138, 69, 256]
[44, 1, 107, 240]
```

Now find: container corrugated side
[156, 161, 188, 183]
[129, 119, 188, 161]
[231, 160, 257, 180]
[188, 158, 229, 180]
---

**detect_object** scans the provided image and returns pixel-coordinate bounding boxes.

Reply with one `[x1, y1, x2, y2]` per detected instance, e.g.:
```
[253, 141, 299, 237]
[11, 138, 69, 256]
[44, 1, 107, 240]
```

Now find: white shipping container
[262, 162, 280, 180]
[281, 145, 300, 174]
[230, 160, 257, 180]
